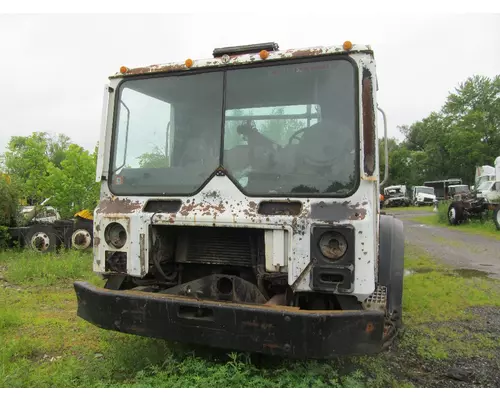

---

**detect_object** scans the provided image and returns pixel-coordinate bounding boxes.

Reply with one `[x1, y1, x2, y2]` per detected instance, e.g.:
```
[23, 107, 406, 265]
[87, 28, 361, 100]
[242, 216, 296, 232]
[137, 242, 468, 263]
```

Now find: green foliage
[0, 177, 19, 227]
[0, 226, 11, 249]
[44, 144, 100, 218]
[1, 132, 99, 219]
[3, 132, 51, 205]
[383, 75, 500, 188]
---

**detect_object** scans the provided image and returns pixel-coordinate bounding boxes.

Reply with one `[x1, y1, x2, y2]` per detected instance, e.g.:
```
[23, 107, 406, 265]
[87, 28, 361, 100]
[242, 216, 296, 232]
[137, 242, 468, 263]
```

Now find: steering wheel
[288, 127, 307, 145]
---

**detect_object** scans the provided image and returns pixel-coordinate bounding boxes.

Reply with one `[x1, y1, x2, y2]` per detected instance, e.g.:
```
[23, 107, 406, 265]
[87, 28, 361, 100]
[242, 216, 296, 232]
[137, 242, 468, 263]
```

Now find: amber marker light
[343, 41, 353, 51]
[259, 50, 269, 60]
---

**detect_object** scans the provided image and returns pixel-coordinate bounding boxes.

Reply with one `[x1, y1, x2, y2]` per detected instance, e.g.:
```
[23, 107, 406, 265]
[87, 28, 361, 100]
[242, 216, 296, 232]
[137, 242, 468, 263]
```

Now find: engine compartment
[104, 225, 363, 311]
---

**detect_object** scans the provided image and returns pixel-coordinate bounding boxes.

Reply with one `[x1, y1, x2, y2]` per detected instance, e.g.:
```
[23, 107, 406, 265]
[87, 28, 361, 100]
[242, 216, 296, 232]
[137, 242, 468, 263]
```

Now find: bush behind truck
[74, 41, 404, 358]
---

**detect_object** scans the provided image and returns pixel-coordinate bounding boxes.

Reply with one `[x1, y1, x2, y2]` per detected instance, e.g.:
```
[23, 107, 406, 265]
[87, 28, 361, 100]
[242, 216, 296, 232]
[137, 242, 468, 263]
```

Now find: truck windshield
[109, 58, 357, 196]
[416, 187, 434, 195]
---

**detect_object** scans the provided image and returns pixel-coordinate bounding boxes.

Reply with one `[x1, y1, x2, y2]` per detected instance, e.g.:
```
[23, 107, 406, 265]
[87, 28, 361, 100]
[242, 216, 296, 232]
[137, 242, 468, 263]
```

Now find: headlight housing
[104, 222, 127, 249]
[318, 231, 348, 261]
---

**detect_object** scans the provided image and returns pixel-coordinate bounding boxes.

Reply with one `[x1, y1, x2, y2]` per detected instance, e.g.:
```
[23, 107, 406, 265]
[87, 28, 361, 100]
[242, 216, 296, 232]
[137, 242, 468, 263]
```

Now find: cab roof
[112, 42, 373, 79]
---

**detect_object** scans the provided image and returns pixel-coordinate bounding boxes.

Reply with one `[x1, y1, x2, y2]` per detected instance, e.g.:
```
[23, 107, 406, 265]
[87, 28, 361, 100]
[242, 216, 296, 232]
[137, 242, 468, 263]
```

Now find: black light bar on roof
[212, 42, 279, 58]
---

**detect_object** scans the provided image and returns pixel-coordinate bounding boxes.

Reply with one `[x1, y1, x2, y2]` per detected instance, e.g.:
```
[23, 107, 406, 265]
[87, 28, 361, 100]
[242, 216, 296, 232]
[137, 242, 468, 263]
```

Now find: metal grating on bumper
[363, 285, 387, 313]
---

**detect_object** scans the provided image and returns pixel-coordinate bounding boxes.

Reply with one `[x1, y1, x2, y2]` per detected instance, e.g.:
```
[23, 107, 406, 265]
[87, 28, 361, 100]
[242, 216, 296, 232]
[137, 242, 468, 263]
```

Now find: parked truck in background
[74, 41, 404, 358]
[0, 174, 94, 252]
[423, 178, 463, 200]
[411, 186, 436, 206]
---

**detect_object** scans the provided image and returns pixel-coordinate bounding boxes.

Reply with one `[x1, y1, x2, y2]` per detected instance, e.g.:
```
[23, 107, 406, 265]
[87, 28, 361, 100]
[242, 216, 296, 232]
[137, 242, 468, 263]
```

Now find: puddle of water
[404, 267, 434, 276]
[453, 269, 490, 278]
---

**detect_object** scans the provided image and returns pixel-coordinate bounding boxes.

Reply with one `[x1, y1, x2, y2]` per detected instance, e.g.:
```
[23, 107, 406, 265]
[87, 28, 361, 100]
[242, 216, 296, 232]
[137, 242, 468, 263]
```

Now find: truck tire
[494, 206, 500, 231]
[448, 202, 465, 225]
[26, 225, 57, 253]
[378, 214, 405, 327]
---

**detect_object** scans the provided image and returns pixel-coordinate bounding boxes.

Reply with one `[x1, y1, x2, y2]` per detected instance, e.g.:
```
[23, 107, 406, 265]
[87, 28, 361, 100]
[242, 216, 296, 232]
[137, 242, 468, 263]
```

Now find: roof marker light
[343, 41, 353, 51]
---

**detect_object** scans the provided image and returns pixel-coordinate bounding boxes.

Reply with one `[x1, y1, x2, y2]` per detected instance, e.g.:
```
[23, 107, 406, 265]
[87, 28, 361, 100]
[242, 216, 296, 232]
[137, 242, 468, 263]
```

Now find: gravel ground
[390, 210, 500, 279]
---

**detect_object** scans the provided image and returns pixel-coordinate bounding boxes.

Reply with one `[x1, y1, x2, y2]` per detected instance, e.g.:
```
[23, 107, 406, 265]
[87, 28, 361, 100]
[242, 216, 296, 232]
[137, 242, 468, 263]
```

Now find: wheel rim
[449, 208, 456, 222]
[31, 232, 50, 252]
[71, 229, 92, 250]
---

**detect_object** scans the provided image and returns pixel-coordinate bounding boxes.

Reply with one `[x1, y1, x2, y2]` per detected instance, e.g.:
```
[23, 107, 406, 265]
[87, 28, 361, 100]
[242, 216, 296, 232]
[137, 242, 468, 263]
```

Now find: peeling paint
[310, 201, 367, 222]
[110, 43, 373, 79]
[99, 197, 142, 214]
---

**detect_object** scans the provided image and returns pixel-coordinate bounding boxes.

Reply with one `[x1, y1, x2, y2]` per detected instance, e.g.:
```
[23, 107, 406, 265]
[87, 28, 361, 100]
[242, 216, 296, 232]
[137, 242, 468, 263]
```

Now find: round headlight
[319, 232, 348, 260]
[104, 222, 127, 249]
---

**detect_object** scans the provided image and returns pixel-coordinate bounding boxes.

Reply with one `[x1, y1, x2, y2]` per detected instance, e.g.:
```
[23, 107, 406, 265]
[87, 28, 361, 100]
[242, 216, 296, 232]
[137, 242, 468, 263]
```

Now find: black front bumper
[74, 281, 385, 359]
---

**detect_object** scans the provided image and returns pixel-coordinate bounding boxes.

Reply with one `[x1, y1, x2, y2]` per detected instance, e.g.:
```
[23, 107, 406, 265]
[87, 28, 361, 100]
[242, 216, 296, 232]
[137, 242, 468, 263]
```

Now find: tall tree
[44, 144, 100, 218]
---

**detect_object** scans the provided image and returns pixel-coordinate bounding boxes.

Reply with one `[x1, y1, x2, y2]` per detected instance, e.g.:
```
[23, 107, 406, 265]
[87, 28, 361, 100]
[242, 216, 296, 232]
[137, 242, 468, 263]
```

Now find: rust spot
[289, 48, 324, 58]
[362, 68, 375, 176]
[365, 322, 375, 334]
[93, 236, 101, 247]
[311, 201, 367, 222]
[179, 201, 226, 217]
[121, 63, 187, 76]
[99, 197, 142, 214]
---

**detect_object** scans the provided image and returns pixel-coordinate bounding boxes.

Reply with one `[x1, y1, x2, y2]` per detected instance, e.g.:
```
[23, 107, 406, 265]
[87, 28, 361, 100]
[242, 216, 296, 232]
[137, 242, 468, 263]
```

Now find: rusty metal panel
[75, 281, 385, 358]
[362, 68, 376, 176]
[111, 44, 373, 79]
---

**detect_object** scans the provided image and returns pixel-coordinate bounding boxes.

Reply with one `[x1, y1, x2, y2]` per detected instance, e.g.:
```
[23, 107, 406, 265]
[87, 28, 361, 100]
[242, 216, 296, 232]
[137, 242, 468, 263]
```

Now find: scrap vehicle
[7, 204, 94, 252]
[448, 157, 500, 230]
[0, 174, 94, 252]
[472, 165, 496, 191]
[74, 41, 405, 359]
[382, 185, 411, 207]
[410, 185, 436, 206]
[423, 178, 463, 200]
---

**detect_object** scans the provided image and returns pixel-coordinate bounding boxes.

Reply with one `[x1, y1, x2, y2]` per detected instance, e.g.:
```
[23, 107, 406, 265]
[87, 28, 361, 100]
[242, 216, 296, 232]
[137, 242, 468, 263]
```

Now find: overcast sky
[0, 13, 499, 154]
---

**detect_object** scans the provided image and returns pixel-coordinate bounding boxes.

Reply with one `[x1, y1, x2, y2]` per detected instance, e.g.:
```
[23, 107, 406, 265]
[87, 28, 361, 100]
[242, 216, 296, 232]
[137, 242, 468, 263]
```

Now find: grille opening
[152, 225, 263, 268]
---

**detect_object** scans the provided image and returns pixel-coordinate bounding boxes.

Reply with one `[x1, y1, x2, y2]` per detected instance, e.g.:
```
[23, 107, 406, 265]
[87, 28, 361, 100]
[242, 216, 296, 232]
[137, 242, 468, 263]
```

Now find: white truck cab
[74, 41, 404, 358]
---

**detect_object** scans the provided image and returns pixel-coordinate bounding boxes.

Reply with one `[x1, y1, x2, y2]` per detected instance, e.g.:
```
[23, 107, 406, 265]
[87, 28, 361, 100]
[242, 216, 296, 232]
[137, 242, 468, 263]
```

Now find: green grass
[1, 248, 500, 387]
[401, 245, 500, 360]
[411, 212, 499, 239]
[0, 249, 102, 287]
